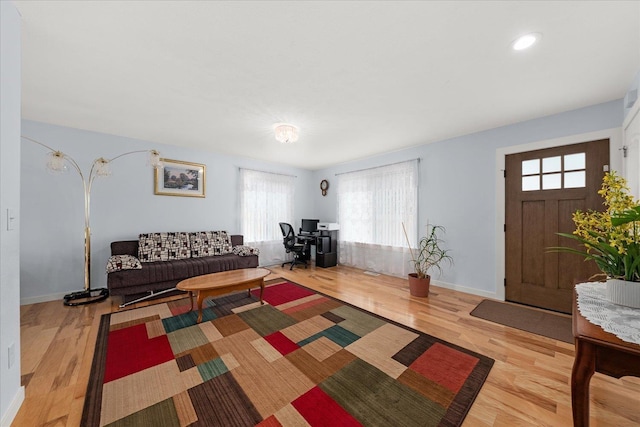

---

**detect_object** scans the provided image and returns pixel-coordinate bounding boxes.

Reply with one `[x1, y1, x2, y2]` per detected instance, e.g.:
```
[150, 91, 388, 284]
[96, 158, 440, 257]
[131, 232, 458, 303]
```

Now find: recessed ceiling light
[512, 33, 541, 51]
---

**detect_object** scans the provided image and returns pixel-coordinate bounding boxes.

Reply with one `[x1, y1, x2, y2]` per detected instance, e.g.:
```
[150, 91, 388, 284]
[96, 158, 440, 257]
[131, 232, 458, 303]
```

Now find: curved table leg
[187, 291, 194, 312]
[259, 280, 264, 305]
[572, 339, 596, 427]
[245, 279, 265, 305]
[196, 291, 205, 323]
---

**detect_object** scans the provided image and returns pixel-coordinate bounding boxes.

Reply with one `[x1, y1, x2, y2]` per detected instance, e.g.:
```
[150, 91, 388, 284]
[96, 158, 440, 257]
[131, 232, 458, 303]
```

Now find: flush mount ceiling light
[512, 33, 541, 51]
[274, 123, 299, 143]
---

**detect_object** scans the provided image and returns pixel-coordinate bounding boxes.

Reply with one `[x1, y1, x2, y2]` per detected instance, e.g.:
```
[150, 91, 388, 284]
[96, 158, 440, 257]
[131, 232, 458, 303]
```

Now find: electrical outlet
[8, 342, 15, 369]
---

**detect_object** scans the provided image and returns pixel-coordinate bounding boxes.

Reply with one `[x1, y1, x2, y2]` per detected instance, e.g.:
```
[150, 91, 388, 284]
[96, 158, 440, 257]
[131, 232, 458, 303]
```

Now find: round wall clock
[320, 179, 329, 196]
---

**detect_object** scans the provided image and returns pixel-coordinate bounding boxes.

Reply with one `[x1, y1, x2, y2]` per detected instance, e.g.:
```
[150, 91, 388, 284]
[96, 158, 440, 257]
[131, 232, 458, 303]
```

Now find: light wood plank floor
[13, 265, 640, 426]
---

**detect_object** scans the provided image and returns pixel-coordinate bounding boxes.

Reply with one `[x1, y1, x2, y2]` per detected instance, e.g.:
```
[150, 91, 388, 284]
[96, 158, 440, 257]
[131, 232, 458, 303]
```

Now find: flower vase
[606, 279, 640, 309]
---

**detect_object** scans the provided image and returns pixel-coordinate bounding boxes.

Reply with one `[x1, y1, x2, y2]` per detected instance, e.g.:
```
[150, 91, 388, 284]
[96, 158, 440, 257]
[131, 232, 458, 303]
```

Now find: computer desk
[296, 234, 317, 243]
[296, 233, 317, 261]
[296, 230, 338, 267]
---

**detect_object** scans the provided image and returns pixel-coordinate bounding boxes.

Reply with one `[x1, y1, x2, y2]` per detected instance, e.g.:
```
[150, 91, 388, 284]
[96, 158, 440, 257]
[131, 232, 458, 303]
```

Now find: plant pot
[408, 273, 431, 297]
[606, 279, 640, 309]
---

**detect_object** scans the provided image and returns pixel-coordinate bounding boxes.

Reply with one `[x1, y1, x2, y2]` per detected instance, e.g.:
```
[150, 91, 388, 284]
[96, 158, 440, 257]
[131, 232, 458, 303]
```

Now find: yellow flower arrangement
[552, 171, 640, 282]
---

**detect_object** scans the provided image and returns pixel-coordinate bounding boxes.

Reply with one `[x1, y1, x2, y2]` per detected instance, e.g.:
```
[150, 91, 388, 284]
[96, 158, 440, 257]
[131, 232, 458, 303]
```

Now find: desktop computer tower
[315, 230, 337, 268]
[316, 251, 337, 268]
[316, 236, 331, 254]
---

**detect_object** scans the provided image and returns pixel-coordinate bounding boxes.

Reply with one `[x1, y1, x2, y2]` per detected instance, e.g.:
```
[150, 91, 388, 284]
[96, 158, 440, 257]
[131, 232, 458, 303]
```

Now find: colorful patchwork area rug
[83, 278, 494, 426]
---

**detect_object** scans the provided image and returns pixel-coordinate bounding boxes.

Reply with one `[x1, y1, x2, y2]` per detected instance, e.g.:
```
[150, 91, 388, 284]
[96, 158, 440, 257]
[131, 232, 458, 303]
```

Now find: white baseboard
[431, 279, 499, 300]
[1, 386, 24, 427]
[20, 291, 69, 305]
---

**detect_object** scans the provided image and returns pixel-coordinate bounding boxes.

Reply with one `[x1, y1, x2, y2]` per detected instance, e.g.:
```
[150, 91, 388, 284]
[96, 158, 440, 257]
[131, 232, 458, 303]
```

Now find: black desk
[297, 235, 317, 244]
[296, 234, 317, 262]
[296, 231, 338, 268]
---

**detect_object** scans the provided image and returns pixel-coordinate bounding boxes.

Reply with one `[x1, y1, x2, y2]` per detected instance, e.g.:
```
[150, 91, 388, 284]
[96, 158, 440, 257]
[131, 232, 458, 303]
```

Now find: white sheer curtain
[239, 169, 295, 266]
[337, 160, 418, 277]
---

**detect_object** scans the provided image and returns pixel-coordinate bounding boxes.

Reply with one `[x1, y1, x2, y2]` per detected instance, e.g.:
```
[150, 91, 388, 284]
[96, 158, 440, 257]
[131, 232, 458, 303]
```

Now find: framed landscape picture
[154, 158, 206, 198]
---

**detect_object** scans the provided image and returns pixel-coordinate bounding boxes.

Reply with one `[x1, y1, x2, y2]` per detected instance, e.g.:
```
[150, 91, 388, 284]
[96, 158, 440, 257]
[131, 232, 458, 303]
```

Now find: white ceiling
[14, 1, 640, 170]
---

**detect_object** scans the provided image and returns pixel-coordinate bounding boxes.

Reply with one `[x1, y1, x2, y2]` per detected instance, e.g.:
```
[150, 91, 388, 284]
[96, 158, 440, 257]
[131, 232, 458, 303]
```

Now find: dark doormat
[470, 299, 573, 344]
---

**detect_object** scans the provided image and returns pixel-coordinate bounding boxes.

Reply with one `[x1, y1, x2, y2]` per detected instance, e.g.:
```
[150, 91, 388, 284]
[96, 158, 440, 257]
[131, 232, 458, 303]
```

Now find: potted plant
[403, 223, 453, 297]
[550, 171, 640, 307]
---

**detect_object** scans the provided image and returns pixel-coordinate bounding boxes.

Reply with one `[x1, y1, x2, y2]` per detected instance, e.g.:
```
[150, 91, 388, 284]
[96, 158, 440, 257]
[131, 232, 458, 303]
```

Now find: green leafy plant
[549, 171, 640, 282]
[403, 223, 453, 279]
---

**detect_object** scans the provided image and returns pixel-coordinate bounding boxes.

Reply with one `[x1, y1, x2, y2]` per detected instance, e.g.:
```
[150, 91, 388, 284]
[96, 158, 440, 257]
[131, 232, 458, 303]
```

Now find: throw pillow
[106, 255, 142, 273]
[165, 232, 191, 260]
[189, 231, 212, 258]
[211, 231, 233, 255]
[232, 245, 260, 256]
[189, 231, 233, 257]
[138, 233, 167, 262]
[139, 232, 191, 262]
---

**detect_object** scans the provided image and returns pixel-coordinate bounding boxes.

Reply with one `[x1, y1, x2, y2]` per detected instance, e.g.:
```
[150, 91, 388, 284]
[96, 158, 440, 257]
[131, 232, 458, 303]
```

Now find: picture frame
[154, 158, 206, 198]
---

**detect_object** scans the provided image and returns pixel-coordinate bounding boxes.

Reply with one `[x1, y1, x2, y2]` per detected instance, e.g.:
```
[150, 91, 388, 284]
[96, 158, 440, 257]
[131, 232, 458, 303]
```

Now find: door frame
[494, 127, 623, 302]
[622, 98, 640, 199]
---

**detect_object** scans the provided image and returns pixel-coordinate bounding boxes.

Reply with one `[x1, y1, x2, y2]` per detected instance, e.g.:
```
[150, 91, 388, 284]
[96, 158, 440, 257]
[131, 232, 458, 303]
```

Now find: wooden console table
[571, 290, 640, 426]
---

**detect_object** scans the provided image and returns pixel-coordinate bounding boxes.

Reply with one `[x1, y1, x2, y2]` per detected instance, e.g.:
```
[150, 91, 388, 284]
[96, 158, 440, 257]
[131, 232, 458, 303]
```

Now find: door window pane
[542, 156, 561, 173]
[564, 171, 586, 188]
[542, 173, 562, 190]
[522, 159, 540, 175]
[564, 153, 585, 171]
[518, 150, 588, 191]
[522, 175, 540, 191]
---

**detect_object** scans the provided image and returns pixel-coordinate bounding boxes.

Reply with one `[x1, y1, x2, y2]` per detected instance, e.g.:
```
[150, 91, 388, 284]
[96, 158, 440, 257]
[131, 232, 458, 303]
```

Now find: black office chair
[279, 222, 307, 270]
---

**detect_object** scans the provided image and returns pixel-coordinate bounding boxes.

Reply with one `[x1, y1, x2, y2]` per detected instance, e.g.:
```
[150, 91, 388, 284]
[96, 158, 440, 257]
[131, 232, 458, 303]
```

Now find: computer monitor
[301, 219, 319, 234]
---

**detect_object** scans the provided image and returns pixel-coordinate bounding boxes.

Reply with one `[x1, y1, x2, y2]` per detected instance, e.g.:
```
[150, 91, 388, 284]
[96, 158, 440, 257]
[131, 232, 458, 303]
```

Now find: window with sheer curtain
[239, 168, 295, 265]
[337, 160, 418, 276]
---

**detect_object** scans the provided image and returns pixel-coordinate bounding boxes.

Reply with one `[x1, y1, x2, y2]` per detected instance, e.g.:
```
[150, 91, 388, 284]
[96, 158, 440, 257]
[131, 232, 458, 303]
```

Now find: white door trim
[494, 127, 623, 301]
[622, 101, 640, 199]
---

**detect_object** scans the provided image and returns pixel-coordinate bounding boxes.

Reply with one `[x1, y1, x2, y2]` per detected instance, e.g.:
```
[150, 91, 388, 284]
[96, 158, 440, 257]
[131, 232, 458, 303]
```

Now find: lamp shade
[46, 151, 67, 173]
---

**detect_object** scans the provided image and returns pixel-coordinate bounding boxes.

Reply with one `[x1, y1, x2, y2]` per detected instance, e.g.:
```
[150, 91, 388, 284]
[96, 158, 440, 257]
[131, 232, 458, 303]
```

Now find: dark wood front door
[505, 139, 609, 313]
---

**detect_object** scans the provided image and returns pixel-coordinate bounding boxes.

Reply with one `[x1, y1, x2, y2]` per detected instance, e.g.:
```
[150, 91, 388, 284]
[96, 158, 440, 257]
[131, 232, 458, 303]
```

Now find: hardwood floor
[13, 265, 640, 426]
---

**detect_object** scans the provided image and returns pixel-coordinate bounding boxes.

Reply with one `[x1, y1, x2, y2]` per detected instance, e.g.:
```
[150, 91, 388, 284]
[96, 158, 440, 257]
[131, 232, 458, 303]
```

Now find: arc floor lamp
[22, 136, 162, 306]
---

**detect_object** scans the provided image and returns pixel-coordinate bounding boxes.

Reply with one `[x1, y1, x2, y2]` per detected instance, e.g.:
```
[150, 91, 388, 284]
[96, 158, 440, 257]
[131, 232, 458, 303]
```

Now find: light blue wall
[0, 1, 24, 423]
[20, 120, 315, 302]
[21, 102, 625, 301]
[312, 100, 623, 294]
[624, 70, 640, 119]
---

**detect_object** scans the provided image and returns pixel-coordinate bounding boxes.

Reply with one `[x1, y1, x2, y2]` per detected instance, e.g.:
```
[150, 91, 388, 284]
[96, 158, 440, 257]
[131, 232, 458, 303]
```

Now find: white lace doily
[576, 282, 640, 345]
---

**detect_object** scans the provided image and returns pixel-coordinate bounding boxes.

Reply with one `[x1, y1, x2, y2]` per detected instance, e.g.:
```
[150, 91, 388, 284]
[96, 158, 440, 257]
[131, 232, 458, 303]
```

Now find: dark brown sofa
[107, 234, 258, 297]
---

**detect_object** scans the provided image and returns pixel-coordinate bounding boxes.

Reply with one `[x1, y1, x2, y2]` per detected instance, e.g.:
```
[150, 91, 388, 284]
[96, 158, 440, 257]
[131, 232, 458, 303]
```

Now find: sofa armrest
[111, 240, 138, 257]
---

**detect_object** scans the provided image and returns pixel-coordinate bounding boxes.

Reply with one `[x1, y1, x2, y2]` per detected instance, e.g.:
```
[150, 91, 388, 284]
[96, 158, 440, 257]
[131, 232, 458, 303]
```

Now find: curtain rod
[239, 167, 297, 178]
[334, 158, 421, 176]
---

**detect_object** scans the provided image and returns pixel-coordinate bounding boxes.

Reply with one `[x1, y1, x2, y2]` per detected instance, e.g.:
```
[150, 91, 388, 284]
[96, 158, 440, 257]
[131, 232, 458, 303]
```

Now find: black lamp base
[63, 288, 109, 306]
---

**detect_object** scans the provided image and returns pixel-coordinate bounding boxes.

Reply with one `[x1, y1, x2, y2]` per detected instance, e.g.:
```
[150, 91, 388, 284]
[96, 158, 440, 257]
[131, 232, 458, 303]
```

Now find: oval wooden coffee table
[177, 268, 271, 323]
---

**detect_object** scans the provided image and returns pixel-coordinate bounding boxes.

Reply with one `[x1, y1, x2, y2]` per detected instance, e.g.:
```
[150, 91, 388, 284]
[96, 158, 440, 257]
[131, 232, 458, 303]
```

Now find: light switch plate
[8, 342, 15, 369]
[6, 208, 16, 231]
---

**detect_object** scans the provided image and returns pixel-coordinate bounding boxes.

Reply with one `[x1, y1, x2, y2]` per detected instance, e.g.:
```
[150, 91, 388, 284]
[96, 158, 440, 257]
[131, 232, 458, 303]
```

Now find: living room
[2, 1, 640, 426]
